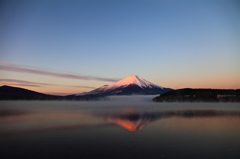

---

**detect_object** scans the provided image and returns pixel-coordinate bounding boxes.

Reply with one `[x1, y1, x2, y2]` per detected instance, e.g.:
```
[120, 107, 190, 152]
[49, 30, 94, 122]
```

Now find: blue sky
[0, 0, 239, 95]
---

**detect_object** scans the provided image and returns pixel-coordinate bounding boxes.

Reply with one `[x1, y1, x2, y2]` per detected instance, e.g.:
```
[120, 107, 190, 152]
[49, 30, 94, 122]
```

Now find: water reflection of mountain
[99, 109, 240, 131]
[106, 111, 162, 131]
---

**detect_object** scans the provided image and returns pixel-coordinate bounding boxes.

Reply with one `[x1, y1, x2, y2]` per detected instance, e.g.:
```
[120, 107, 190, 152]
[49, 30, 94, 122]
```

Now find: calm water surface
[0, 98, 240, 159]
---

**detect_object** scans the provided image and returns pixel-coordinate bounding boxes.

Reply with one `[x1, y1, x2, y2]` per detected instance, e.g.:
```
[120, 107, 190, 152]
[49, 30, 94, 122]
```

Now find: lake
[1, 96, 240, 159]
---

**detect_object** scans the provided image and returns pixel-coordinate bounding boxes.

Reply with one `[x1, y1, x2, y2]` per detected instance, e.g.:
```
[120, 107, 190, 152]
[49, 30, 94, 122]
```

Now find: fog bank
[107, 95, 157, 102]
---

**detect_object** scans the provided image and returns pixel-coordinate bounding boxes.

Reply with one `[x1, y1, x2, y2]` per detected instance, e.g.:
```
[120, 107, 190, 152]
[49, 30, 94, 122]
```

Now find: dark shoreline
[153, 88, 240, 102]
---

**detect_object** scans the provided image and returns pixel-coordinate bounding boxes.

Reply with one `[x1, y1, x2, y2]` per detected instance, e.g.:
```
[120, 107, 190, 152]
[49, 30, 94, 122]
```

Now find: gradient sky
[0, 0, 239, 95]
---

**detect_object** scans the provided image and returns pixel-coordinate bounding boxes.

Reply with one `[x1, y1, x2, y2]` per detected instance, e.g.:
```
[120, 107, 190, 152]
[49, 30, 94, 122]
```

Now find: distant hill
[0, 85, 61, 100]
[153, 88, 240, 102]
[0, 85, 105, 100]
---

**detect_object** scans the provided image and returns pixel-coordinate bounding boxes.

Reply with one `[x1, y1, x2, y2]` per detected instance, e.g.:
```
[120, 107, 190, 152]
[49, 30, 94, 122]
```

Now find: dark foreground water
[1, 98, 240, 159]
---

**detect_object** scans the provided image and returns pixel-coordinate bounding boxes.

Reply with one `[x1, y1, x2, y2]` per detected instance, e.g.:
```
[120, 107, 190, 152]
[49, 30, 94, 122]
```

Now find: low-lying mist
[107, 95, 157, 102]
[1, 95, 240, 113]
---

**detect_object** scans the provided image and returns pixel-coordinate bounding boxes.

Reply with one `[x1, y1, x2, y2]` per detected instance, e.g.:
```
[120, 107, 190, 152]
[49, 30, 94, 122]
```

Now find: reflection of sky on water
[1, 106, 240, 136]
[0, 108, 113, 138]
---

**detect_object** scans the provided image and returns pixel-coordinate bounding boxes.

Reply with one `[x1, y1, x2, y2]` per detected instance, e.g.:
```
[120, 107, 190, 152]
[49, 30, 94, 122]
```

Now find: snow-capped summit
[105, 75, 163, 89]
[75, 75, 172, 96]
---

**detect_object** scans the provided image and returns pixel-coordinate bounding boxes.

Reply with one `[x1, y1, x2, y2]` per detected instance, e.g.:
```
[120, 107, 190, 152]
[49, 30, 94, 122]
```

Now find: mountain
[153, 88, 240, 102]
[74, 75, 172, 96]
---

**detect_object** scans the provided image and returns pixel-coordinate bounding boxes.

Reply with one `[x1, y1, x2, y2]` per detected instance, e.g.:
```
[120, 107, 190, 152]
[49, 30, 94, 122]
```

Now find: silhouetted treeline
[153, 88, 240, 102]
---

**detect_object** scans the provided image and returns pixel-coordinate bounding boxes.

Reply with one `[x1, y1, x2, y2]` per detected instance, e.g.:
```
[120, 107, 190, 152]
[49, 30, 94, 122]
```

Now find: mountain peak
[75, 75, 172, 96]
[128, 75, 139, 78]
[107, 75, 162, 89]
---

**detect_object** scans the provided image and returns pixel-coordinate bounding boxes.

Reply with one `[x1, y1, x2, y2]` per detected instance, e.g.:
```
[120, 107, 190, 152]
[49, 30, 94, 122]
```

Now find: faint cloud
[0, 79, 51, 87]
[0, 79, 96, 89]
[0, 63, 119, 82]
[1, 83, 42, 87]
[67, 85, 96, 89]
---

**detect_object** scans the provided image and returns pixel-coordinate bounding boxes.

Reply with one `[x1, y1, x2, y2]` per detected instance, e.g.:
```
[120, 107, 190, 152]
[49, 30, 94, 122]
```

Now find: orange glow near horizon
[39, 86, 93, 96]
[156, 75, 240, 90]
[1, 72, 239, 96]
[1, 80, 240, 96]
